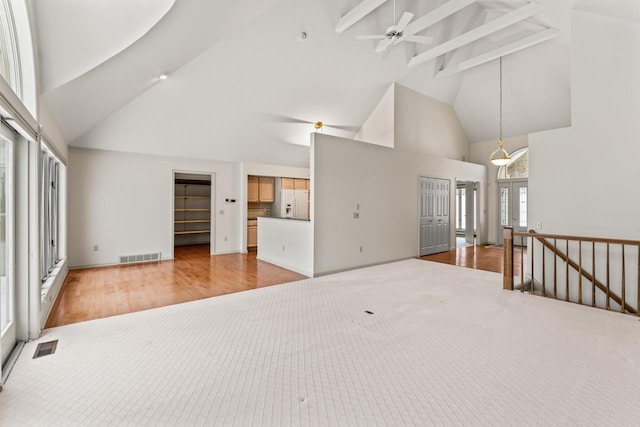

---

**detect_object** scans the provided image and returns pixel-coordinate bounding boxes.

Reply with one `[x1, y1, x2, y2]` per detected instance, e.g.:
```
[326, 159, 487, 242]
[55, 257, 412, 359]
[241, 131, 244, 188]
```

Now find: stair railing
[503, 227, 640, 316]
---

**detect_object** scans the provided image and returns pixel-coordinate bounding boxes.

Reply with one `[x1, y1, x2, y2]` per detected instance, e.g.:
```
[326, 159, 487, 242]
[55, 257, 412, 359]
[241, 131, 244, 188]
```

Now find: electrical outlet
[536, 222, 542, 230]
[353, 212, 360, 219]
[93, 245, 99, 251]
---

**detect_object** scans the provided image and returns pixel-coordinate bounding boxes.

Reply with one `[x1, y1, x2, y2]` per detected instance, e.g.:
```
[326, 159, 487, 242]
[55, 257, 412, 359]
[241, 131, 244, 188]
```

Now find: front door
[420, 177, 450, 256]
[498, 180, 528, 246]
[0, 124, 16, 370]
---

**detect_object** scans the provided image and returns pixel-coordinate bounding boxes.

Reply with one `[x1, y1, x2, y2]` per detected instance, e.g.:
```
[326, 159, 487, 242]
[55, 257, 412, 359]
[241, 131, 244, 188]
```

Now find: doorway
[456, 181, 477, 248]
[498, 180, 528, 246]
[173, 173, 213, 253]
[419, 177, 450, 256]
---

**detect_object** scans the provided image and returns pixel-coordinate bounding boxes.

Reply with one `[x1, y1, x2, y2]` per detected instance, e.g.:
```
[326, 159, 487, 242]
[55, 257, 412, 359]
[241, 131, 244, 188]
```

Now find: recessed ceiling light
[159, 73, 168, 80]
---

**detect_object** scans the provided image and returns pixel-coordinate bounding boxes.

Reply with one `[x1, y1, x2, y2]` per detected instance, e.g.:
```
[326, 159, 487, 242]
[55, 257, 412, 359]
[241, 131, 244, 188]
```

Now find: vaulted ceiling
[31, 0, 639, 167]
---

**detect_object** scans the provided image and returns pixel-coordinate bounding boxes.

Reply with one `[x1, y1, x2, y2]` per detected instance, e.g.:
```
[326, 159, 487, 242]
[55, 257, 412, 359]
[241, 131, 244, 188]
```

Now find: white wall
[257, 217, 312, 277]
[312, 133, 486, 276]
[453, 41, 571, 143]
[39, 104, 69, 162]
[394, 83, 470, 161]
[239, 162, 310, 252]
[529, 12, 640, 240]
[355, 83, 395, 148]
[68, 148, 238, 267]
[470, 134, 529, 243]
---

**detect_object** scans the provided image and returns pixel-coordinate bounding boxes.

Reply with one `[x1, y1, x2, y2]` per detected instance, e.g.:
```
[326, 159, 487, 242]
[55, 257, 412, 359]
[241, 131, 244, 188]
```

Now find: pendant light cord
[499, 56, 503, 142]
[393, 0, 396, 24]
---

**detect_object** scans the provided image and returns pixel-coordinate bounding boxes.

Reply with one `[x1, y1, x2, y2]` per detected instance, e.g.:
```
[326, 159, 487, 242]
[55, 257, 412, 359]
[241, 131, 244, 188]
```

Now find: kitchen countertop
[257, 216, 310, 222]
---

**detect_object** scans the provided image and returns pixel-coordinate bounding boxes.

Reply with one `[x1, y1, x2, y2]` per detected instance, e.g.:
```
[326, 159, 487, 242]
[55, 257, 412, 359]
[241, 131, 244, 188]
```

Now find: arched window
[497, 148, 528, 180]
[0, 0, 20, 97]
[0, 0, 37, 115]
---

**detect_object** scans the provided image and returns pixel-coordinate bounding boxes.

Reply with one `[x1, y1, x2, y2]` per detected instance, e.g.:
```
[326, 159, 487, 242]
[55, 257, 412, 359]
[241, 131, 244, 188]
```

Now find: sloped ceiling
[32, 0, 638, 167]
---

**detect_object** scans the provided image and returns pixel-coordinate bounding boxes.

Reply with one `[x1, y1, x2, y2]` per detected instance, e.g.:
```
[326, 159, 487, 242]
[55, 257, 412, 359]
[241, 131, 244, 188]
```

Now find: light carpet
[1, 259, 639, 426]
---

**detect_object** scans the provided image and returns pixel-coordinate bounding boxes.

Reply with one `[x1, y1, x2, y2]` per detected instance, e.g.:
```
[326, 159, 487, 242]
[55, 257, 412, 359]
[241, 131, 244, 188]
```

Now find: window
[456, 187, 466, 230]
[497, 148, 528, 180]
[40, 148, 61, 289]
[0, 132, 13, 335]
[0, 0, 21, 98]
[519, 187, 528, 227]
[500, 187, 510, 226]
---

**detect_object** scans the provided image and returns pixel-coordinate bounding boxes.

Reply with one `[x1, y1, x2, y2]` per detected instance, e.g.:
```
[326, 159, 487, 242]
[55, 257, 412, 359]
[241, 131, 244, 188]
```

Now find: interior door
[0, 125, 16, 367]
[420, 177, 450, 256]
[498, 180, 528, 246]
[419, 177, 430, 256]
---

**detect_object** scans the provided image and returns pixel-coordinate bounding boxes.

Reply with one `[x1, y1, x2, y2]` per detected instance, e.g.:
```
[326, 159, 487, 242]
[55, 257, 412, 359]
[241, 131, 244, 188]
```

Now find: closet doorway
[173, 172, 213, 254]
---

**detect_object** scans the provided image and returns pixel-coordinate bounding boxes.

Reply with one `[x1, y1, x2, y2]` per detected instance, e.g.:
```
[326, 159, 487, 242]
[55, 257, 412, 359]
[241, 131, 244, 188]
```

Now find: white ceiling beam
[435, 28, 560, 78]
[335, 0, 388, 34]
[407, 1, 544, 68]
[404, 0, 478, 37]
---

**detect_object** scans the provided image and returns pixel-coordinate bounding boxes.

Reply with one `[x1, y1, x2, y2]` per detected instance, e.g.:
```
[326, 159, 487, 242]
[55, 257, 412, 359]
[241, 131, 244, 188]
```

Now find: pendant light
[490, 57, 511, 166]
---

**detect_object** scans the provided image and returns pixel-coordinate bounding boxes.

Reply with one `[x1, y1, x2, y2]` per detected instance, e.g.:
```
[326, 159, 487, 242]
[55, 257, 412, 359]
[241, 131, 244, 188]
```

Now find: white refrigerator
[280, 189, 308, 220]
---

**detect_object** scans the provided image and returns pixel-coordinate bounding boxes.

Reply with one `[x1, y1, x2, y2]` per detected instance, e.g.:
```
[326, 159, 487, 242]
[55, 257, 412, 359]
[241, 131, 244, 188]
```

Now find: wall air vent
[118, 252, 161, 265]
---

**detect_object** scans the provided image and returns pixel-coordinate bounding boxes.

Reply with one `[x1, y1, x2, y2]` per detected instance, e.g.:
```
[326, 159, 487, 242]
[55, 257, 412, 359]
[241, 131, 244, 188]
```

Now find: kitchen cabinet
[248, 176, 259, 202]
[258, 177, 275, 202]
[281, 178, 294, 190]
[281, 177, 309, 190]
[247, 219, 258, 248]
[294, 179, 306, 190]
[248, 176, 274, 202]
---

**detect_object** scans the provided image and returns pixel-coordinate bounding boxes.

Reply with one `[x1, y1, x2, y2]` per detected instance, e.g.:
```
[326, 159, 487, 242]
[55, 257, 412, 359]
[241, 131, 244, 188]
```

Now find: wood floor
[47, 243, 520, 329]
[45, 245, 306, 328]
[421, 244, 524, 276]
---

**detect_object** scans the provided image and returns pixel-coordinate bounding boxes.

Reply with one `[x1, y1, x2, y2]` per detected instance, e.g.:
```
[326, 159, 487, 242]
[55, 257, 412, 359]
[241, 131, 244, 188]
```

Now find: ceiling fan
[356, 0, 433, 53]
[266, 114, 360, 133]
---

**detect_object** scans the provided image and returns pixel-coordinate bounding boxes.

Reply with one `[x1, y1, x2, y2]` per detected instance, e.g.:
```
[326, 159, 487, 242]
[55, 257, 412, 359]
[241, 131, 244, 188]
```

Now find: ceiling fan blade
[402, 35, 434, 44]
[264, 113, 314, 125]
[356, 34, 385, 40]
[396, 11, 414, 32]
[375, 37, 393, 52]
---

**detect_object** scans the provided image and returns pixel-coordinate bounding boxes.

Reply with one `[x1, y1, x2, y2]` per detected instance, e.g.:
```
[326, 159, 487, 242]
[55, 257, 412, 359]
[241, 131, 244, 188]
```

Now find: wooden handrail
[504, 229, 640, 316]
[528, 231, 637, 314]
[513, 231, 640, 247]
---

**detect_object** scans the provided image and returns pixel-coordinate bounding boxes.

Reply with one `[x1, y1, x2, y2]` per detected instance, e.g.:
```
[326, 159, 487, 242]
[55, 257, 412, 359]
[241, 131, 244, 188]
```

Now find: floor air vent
[33, 340, 58, 359]
[118, 252, 161, 265]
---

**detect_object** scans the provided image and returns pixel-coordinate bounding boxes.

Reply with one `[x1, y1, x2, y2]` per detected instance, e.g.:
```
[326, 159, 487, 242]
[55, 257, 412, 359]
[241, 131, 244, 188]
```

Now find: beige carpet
[1, 259, 639, 426]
